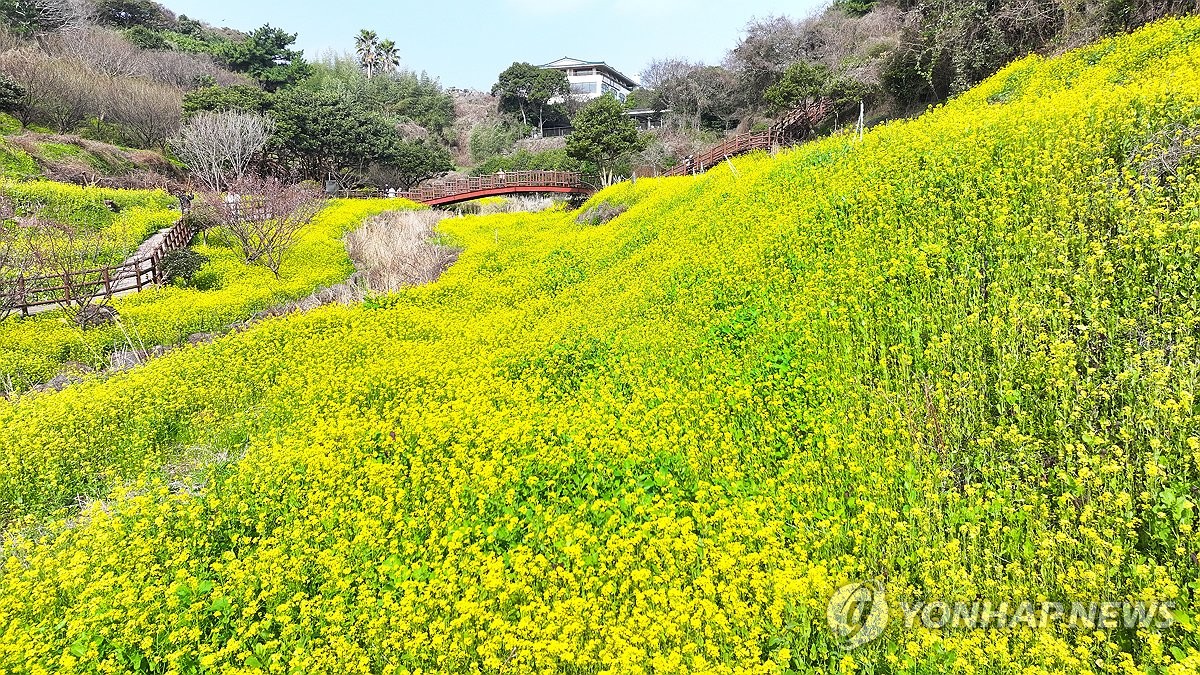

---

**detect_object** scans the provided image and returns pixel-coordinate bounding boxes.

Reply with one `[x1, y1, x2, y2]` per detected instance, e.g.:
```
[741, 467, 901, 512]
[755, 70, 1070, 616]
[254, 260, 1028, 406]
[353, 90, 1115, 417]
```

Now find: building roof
[539, 57, 638, 90]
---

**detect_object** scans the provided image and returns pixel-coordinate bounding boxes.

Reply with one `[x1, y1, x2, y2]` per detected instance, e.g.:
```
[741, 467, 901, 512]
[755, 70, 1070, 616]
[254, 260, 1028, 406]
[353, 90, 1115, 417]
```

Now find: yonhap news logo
[827, 581, 889, 650]
[827, 582, 1178, 651]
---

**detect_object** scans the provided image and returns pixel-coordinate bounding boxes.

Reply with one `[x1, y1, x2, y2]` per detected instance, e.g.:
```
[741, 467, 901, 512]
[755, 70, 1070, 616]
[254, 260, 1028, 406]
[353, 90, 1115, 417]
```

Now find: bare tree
[0, 48, 53, 125]
[38, 58, 96, 133]
[641, 59, 737, 131]
[171, 111, 275, 192]
[55, 26, 144, 78]
[0, 198, 26, 321]
[0, 48, 90, 128]
[139, 50, 236, 90]
[18, 215, 115, 324]
[202, 175, 324, 277]
[108, 76, 183, 148]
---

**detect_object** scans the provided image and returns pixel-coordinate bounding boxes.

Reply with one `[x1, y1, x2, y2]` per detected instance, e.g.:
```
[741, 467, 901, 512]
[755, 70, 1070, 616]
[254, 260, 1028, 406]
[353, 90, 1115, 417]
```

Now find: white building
[540, 57, 638, 104]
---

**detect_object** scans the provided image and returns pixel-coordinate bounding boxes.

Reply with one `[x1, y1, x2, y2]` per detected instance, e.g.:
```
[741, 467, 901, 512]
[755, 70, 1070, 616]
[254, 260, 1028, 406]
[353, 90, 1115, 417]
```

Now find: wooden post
[17, 276, 26, 317]
[102, 269, 112, 299]
[135, 260, 144, 291]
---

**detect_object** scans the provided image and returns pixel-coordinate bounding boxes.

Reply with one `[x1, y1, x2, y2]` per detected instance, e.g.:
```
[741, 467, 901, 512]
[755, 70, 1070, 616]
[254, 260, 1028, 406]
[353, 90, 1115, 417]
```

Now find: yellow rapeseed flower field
[1, 17, 1200, 674]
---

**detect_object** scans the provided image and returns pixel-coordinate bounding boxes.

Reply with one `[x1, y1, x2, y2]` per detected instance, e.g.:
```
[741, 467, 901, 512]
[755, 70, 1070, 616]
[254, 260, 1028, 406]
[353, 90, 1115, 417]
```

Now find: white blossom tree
[170, 110, 276, 192]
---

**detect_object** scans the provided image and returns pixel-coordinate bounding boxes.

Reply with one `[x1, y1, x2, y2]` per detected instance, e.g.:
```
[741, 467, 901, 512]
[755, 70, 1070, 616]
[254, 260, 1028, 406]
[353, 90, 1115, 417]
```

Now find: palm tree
[355, 29, 379, 78]
[377, 39, 401, 75]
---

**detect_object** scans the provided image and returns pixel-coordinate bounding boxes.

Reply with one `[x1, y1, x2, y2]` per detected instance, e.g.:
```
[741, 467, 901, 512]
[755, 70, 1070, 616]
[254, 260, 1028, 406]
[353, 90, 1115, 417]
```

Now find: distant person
[497, 170, 506, 186]
[387, 186, 396, 199]
[684, 155, 694, 174]
[177, 192, 193, 214]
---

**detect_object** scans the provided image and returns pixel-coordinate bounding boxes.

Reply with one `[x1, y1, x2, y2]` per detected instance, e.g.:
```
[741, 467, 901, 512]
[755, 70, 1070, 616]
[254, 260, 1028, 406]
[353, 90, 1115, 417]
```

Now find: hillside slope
[1, 18, 1199, 674]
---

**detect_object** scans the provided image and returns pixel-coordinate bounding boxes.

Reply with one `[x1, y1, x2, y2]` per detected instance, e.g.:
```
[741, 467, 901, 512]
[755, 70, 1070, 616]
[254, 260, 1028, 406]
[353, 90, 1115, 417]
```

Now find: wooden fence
[1, 219, 193, 317]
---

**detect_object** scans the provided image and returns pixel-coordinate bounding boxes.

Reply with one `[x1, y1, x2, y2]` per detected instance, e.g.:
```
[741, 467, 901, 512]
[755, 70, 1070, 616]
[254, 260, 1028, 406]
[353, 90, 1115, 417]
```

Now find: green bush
[160, 248, 209, 284]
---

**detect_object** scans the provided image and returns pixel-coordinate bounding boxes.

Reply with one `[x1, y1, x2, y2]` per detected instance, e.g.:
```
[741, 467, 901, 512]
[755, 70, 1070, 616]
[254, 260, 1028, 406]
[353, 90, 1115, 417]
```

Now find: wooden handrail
[341, 170, 593, 204]
[662, 99, 837, 178]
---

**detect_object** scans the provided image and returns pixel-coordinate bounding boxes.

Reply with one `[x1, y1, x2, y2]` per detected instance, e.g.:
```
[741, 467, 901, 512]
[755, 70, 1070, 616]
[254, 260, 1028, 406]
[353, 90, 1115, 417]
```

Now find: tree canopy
[491, 62, 569, 135]
[566, 95, 645, 184]
[218, 24, 310, 92]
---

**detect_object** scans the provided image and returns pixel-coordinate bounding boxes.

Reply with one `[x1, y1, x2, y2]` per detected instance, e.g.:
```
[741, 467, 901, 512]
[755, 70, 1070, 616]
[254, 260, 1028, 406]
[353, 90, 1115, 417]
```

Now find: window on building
[571, 82, 598, 94]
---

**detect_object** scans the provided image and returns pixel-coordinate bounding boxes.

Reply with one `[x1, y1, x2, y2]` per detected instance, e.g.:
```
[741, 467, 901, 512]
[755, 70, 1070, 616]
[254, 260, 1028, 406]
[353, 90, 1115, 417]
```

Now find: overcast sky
[161, 0, 826, 90]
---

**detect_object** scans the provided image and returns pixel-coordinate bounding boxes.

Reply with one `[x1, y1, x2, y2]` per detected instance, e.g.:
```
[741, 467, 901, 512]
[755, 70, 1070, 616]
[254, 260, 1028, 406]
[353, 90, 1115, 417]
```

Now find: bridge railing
[660, 99, 841, 178]
[662, 130, 778, 177]
[337, 171, 590, 204]
[400, 170, 586, 203]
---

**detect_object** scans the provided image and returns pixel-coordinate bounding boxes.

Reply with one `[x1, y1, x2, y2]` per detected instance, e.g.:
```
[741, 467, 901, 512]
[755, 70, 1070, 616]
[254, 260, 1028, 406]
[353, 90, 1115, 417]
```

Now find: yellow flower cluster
[1, 17, 1200, 674]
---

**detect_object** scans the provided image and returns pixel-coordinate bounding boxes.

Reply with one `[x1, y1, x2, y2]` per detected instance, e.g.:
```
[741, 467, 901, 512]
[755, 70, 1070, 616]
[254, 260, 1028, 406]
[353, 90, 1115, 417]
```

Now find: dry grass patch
[344, 210, 459, 292]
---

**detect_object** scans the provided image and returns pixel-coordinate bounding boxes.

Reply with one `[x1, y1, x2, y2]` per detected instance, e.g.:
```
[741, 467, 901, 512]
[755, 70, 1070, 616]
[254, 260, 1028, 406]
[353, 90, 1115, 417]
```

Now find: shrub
[575, 200, 628, 225]
[159, 248, 209, 284]
[0, 73, 23, 114]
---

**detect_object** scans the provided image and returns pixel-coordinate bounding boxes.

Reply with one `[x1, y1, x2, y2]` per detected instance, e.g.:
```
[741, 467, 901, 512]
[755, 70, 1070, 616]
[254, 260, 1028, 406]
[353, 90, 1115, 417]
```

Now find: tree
[0, 0, 90, 54]
[768, 61, 871, 112]
[624, 87, 662, 111]
[203, 174, 324, 277]
[371, 139, 452, 190]
[0, 73, 24, 114]
[107, 76, 183, 148]
[218, 24, 310, 92]
[302, 53, 454, 140]
[124, 25, 168, 49]
[566, 95, 646, 185]
[68, 26, 145, 79]
[724, 15, 811, 118]
[183, 84, 273, 117]
[268, 88, 398, 181]
[491, 62, 569, 136]
[93, 0, 169, 28]
[377, 39, 400, 74]
[170, 110, 274, 192]
[0, 198, 27, 322]
[14, 214, 116, 325]
[354, 29, 379, 78]
[640, 59, 738, 131]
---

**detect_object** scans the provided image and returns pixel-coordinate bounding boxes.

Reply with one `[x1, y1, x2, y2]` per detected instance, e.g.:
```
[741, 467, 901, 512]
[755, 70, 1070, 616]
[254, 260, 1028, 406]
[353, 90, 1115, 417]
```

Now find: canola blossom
[1, 18, 1199, 674]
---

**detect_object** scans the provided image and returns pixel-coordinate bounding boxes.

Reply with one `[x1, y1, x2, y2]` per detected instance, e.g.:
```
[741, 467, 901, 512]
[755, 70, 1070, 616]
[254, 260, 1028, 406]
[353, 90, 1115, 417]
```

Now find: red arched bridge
[342, 171, 598, 207]
[339, 99, 840, 206]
